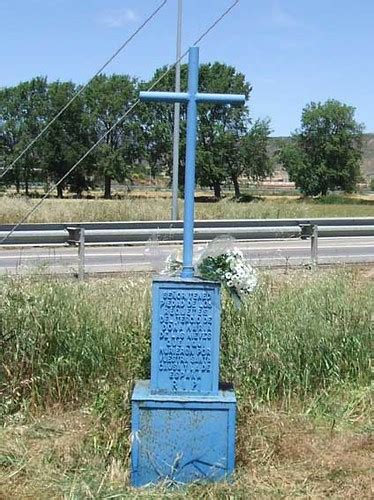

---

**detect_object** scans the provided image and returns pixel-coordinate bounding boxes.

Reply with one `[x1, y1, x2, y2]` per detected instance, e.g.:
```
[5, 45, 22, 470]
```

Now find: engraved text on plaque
[151, 279, 220, 395]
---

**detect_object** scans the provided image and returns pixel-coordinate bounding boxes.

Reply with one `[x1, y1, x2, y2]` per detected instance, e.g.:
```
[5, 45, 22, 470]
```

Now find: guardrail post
[299, 223, 318, 267]
[311, 224, 318, 267]
[66, 226, 85, 281]
[78, 228, 85, 281]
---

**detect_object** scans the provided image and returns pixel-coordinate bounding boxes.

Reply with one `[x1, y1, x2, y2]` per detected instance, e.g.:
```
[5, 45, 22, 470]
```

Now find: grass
[0, 193, 373, 224]
[1, 390, 373, 498]
[0, 269, 373, 497]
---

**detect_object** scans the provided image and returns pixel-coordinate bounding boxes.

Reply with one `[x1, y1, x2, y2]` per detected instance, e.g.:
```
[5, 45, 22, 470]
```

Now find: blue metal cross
[140, 47, 245, 278]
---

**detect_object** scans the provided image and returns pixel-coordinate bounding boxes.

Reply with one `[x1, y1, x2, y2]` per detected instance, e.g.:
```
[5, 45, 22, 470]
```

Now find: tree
[279, 100, 364, 196]
[85, 74, 143, 198]
[0, 77, 48, 194]
[203, 119, 273, 200]
[197, 62, 251, 198]
[200, 129, 244, 199]
[41, 81, 93, 198]
[236, 119, 273, 198]
[144, 62, 252, 199]
[138, 65, 188, 182]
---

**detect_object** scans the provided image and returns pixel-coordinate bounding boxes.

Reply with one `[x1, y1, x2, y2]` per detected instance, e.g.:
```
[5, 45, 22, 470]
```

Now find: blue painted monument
[131, 46, 245, 487]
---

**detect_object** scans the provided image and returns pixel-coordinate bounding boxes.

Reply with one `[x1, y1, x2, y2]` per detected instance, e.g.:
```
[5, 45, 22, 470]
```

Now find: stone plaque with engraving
[150, 278, 220, 395]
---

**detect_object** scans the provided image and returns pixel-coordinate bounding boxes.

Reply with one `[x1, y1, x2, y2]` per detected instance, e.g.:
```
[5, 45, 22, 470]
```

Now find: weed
[1, 270, 372, 415]
[0, 195, 373, 224]
[0, 269, 373, 497]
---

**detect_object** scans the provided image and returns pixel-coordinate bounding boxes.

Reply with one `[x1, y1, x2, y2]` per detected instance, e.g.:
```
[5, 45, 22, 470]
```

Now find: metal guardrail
[0, 218, 373, 246]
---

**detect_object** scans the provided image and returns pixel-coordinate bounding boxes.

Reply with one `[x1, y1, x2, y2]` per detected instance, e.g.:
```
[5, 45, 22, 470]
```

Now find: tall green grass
[1, 270, 372, 418]
[220, 272, 373, 402]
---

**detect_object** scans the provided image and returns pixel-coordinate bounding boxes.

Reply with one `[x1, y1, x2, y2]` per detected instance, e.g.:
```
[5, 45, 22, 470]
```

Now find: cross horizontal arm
[139, 91, 246, 105]
[139, 91, 189, 103]
[195, 93, 245, 105]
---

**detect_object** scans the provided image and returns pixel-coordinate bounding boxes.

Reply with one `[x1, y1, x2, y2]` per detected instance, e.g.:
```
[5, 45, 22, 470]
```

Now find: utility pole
[171, 0, 183, 220]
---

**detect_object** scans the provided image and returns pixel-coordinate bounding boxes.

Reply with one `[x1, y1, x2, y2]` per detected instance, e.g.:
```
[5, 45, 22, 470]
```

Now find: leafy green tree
[137, 98, 177, 180]
[85, 74, 143, 198]
[227, 119, 273, 199]
[144, 62, 252, 199]
[198, 130, 241, 198]
[198, 118, 273, 200]
[0, 63, 272, 200]
[197, 62, 251, 198]
[144, 62, 251, 199]
[279, 100, 364, 196]
[0, 77, 48, 194]
[41, 81, 93, 198]
[138, 65, 188, 182]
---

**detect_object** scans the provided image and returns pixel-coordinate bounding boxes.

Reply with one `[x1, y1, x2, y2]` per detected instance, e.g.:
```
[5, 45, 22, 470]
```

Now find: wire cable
[192, 0, 239, 47]
[0, 0, 168, 181]
[0, 0, 240, 245]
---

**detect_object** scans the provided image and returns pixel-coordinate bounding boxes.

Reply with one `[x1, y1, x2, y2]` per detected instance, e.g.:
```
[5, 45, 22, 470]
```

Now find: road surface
[0, 236, 373, 275]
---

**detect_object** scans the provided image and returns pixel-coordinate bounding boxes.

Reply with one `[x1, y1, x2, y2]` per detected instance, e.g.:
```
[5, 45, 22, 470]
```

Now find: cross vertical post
[181, 46, 199, 278]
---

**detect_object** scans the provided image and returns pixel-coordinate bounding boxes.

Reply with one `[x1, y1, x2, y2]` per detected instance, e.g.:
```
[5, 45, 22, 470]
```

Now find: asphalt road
[0, 236, 373, 275]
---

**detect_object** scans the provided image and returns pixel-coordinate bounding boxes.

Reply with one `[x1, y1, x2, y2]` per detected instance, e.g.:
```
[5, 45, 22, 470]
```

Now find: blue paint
[131, 380, 236, 487]
[139, 91, 245, 105]
[150, 278, 221, 395]
[139, 91, 189, 103]
[195, 92, 245, 104]
[182, 47, 199, 278]
[139, 46, 245, 278]
[132, 46, 243, 488]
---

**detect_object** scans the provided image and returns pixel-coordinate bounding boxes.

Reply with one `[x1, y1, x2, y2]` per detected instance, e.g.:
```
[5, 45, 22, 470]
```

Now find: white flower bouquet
[196, 244, 258, 305]
[162, 237, 258, 306]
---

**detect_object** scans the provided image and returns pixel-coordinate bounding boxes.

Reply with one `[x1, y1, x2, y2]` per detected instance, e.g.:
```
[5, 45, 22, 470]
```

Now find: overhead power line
[0, 0, 240, 245]
[0, 0, 168, 181]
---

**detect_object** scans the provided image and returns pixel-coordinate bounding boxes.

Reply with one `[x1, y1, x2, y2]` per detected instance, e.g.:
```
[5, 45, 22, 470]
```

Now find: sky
[1, 0, 374, 136]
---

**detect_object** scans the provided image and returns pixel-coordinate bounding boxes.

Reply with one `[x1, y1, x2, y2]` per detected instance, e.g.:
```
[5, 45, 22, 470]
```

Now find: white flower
[197, 246, 258, 300]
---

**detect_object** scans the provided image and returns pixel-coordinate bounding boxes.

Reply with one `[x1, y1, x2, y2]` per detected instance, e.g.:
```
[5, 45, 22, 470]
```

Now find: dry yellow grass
[0, 194, 373, 224]
[1, 398, 372, 498]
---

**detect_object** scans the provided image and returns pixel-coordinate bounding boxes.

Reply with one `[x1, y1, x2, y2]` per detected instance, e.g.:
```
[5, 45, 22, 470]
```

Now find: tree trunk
[232, 175, 241, 199]
[104, 175, 112, 199]
[213, 181, 221, 200]
[57, 184, 64, 199]
[25, 172, 29, 197]
[15, 178, 20, 194]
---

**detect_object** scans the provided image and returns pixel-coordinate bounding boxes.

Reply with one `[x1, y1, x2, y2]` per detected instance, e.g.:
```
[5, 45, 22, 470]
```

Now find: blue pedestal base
[131, 380, 236, 487]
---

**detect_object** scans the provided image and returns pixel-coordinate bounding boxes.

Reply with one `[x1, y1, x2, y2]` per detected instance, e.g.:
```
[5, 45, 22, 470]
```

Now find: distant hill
[268, 134, 374, 181]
